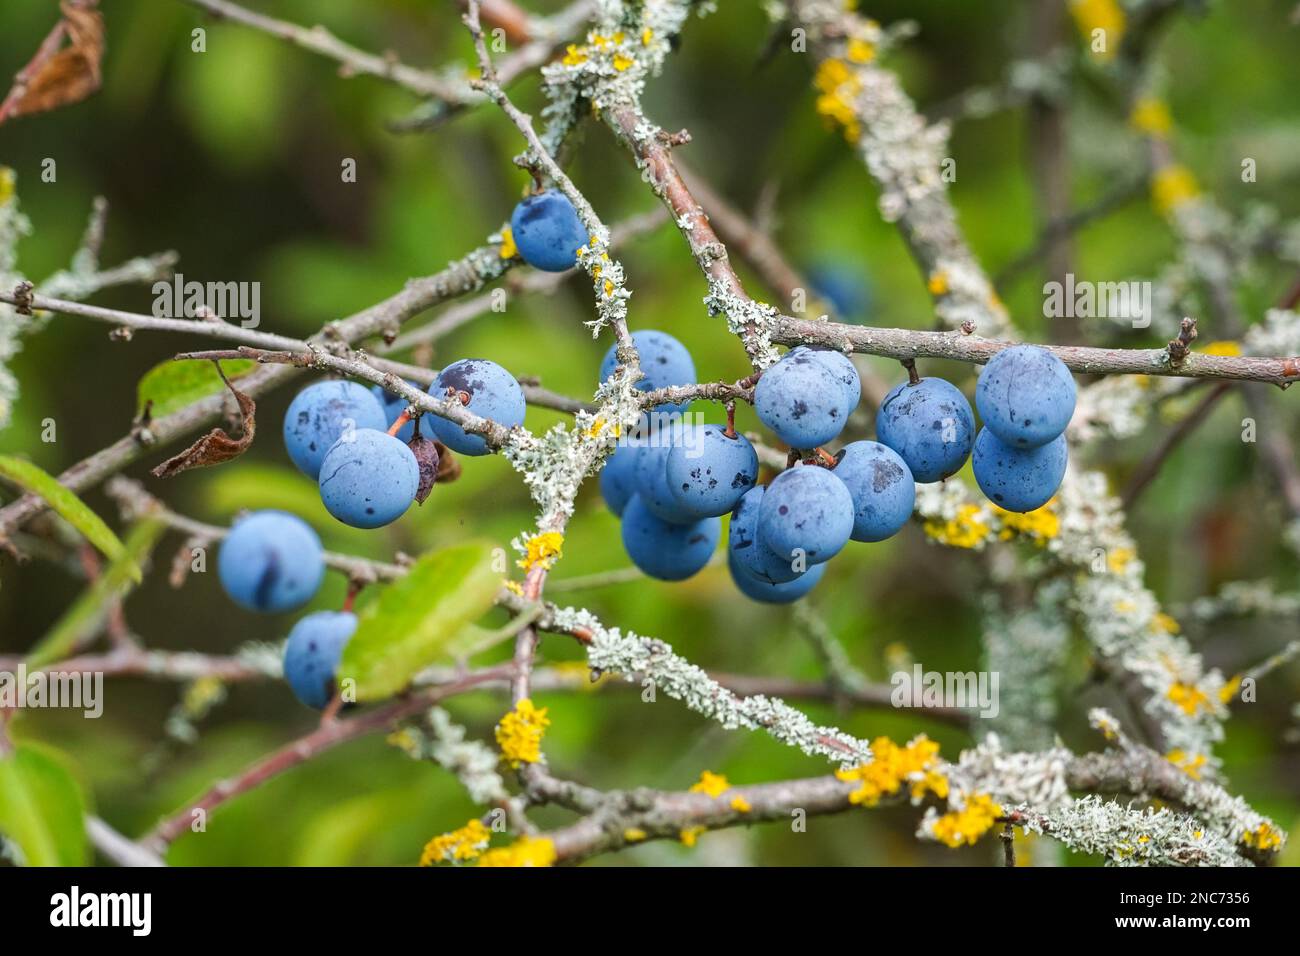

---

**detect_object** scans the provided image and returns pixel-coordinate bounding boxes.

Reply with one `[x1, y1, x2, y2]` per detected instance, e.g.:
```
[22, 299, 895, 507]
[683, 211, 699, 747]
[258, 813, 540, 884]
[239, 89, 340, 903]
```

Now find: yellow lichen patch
[927, 270, 950, 296]
[612, 54, 634, 72]
[421, 819, 491, 865]
[994, 502, 1059, 543]
[0, 168, 14, 206]
[1152, 164, 1199, 217]
[498, 225, 517, 260]
[386, 728, 418, 755]
[502, 579, 525, 597]
[1094, 714, 1119, 741]
[730, 795, 752, 814]
[1218, 674, 1243, 704]
[495, 698, 551, 767]
[1129, 97, 1172, 137]
[835, 735, 946, 807]
[623, 827, 647, 842]
[585, 416, 621, 439]
[930, 794, 1003, 848]
[477, 835, 557, 867]
[1240, 823, 1282, 853]
[562, 44, 588, 66]
[1202, 340, 1242, 357]
[690, 770, 731, 799]
[813, 58, 862, 142]
[182, 675, 225, 714]
[911, 768, 949, 802]
[923, 504, 991, 550]
[1106, 546, 1136, 573]
[679, 827, 706, 848]
[1150, 612, 1180, 635]
[1166, 749, 1206, 780]
[846, 38, 875, 64]
[1069, 0, 1126, 59]
[1166, 681, 1212, 716]
[517, 532, 564, 572]
[641, 28, 653, 46]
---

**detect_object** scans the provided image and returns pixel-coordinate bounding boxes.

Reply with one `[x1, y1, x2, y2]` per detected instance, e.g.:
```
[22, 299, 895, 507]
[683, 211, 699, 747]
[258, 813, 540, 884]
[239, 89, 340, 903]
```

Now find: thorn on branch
[1166, 317, 1198, 366]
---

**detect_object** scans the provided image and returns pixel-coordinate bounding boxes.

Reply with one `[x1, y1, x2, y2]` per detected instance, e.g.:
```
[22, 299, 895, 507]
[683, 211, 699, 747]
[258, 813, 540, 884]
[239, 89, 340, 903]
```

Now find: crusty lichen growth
[476, 834, 557, 867]
[703, 276, 781, 369]
[420, 818, 491, 866]
[835, 735, 948, 806]
[790, 1, 1009, 337]
[556, 604, 874, 764]
[981, 585, 1070, 751]
[495, 697, 551, 768]
[1012, 796, 1249, 867]
[917, 467, 1235, 767]
[0, 172, 173, 431]
[390, 708, 509, 805]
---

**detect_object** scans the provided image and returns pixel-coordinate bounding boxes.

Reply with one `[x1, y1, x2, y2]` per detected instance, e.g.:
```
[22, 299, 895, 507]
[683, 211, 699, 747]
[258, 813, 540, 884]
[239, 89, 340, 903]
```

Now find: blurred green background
[0, 0, 1298, 866]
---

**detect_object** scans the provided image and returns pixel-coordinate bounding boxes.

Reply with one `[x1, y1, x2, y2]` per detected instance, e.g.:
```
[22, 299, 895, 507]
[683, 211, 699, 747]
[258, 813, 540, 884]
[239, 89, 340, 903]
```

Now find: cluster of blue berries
[596, 331, 752, 582]
[216, 510, 349, 708]
[282, 360, 524, 529]
[599, 333, 1076, 604]
[970, 345, 1075, 511]
[730, 346, 913, 602]
[214, 356, 527, 708]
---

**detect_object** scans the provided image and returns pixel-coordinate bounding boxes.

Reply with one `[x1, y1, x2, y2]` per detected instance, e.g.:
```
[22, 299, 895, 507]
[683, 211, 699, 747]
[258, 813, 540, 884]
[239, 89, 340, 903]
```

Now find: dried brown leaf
[150, 364, 256, 479]
[0, 1, 105, 126]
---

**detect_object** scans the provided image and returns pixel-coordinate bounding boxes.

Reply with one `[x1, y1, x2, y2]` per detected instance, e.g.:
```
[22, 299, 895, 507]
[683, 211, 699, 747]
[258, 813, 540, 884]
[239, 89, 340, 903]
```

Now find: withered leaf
[150, 363, 256, 479]
[0, 1, 106, 127]
[408, 436, 440, 505]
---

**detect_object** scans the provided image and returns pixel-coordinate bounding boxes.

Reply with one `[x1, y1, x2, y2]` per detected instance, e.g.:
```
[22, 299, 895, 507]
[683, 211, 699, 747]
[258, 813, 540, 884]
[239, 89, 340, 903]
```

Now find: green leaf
[137, 358, 256, 419]
[0, 742, 88, 866]
[340, 540, 501, 701]
[27, 519, 166, 668]
[0, 456, 138, 581]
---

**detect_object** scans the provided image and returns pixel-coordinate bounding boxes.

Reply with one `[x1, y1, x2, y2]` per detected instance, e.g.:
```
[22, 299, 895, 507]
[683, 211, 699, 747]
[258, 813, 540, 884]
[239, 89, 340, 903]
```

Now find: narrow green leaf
[0, 742, 88, 866]
[137, 358, 255, 419]
[0, 456, 138, 581]
[339, 540, 501, 701]
[27, 519, 166, 668]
